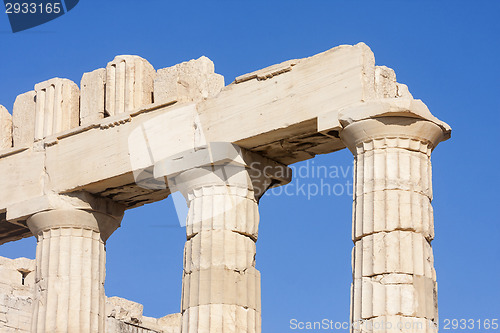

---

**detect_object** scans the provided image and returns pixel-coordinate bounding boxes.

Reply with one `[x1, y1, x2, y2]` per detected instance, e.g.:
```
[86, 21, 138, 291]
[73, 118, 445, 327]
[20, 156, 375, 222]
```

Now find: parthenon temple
[0, 43, 450, 332]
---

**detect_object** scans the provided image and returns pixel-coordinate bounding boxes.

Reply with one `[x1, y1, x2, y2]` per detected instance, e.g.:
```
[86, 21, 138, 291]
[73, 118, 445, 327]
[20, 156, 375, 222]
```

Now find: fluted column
[163, 144, 290, 333]
[340, 116, 449, 333]
[27, 208, 122, 333]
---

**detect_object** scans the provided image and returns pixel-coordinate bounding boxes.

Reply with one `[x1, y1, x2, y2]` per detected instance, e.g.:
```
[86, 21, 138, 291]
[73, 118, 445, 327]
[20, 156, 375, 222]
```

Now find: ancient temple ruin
[0, 43, 450, 332]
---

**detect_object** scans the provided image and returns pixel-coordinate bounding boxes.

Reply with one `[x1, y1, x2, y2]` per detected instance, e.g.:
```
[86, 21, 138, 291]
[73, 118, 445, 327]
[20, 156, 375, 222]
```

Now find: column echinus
[339, 100, 451, 333]
[157, 143, 291, 333]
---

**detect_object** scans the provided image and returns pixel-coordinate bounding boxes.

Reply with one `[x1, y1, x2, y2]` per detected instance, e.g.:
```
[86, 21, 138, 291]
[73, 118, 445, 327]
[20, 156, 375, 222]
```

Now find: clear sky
[0, 1, 499, 332]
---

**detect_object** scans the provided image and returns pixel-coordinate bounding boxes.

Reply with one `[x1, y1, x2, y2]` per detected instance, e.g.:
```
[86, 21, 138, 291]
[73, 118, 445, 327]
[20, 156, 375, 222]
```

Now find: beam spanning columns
[1, 43, 411, 244]
[339, 104, 450, 333]
[25, 194, 124, 333]
[158, 143, 291, 333]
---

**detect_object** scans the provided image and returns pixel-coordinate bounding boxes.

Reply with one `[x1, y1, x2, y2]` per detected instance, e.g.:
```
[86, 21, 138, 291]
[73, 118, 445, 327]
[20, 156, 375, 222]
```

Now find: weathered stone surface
[0, 43, 414, 229]
[182, 184, 260, 240]
[178, 179, 261, 331]
[154, 56, 224, 104]
[184, 230, 256, 273]
[182, 305, 260, 333]
[0, 105, 12, 150]
[0, 257, 35, 287]
[375, 66, 397, 98]
[106, 309, 182, 333]
[156, 313, 181, 333]
[12, 91, 36, 147]
[182, 267, 261, 311]
[131, 313, 182, 333]
[0, 260, 180, 333]
[0, 149, 45, 217]
[234, 59, 299, 83]
[106, 296, 144, 325]
[353, 231, 435, 280]
[105, 55, 155, 116]
[353, 190, 435, 240]
[167, 145, 290, 333]
[341, 115, 448, 331]
[105, 297, 182, 332]
[34, 78, 80, 140]
[353, 315, 438, 333]
[27, 208, 122, 333]
[352, 275, 437, 321]
[7, 191, 126, 226]
[0, 256, 35, 333]
[199, 43, 375, 155]
[105, 319, 160, 333]
[0, 44, 451, 333]
[81, 68, 106, 125]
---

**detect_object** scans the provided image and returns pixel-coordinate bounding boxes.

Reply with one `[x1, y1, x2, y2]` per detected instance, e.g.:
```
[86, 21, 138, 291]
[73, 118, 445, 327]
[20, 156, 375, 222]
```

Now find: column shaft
[165, 143, 291, 333]
[180, 181, 261, 333]
[28, 209, 120, 333]
[341, 117, 446, 333]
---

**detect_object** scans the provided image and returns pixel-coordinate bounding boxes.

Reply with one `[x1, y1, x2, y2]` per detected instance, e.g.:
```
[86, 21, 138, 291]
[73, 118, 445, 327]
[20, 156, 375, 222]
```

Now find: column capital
[27, 209, 121, 242]
[154, 142, 292, 200]
[24, 192, 124, 242]
[338, 99, 451, 153]
[7, 191, 125, 223]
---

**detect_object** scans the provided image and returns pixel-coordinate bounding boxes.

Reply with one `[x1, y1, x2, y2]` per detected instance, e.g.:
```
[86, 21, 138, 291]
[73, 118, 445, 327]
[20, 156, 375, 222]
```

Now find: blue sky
[0, 1, 499, 331]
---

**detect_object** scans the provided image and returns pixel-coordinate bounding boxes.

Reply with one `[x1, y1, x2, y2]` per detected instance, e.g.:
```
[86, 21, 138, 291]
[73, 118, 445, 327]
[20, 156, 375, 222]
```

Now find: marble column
[27, 207, 122, 333]
[340, 116, 449, 333]
[164, 144, 291, 333]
